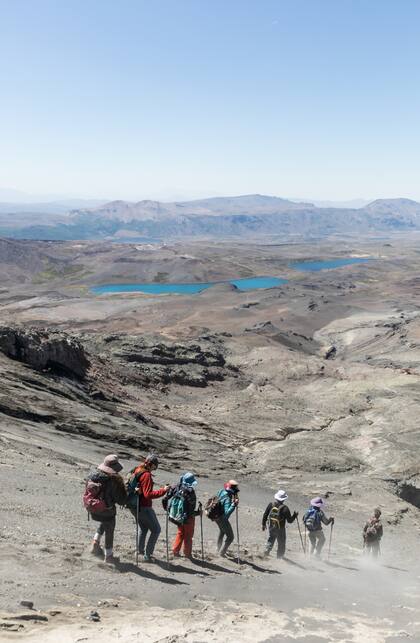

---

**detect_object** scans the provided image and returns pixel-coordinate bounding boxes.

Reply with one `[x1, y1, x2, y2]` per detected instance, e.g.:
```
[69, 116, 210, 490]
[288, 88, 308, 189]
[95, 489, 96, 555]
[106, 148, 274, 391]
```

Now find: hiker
[127, 454, 170, 562]
[215, 480, 240, 557]
[303, 497, 334, 557]
[363, 507, 383, 557]
[262, 489, 298, 559]
[168, 472, 202, 559]
[83, 454, 127, 564]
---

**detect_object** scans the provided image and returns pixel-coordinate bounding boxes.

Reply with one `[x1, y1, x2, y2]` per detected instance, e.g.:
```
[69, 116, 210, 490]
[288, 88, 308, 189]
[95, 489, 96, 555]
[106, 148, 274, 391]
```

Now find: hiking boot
[104, 554, 119, 565]
[143, 554, 155, 563]
[91, 541, 104, 558]
[172, 552, 181, 558]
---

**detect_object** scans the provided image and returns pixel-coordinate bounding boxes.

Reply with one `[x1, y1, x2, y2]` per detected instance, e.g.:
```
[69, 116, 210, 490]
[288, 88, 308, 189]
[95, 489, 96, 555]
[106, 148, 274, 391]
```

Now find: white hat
[274, 489, 288, 502]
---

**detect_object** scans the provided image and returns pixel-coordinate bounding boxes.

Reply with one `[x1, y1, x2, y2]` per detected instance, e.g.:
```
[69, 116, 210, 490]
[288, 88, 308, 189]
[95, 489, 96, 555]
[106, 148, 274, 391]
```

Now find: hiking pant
[309, 529, 325, 556]
[365, 540, 381, 557]
[265, 527, 286, 558]
[216, 516, 234, 556]
[91, 514, 116, 550]
[130, 507, 161, 557]
[172, 516, 195, 557]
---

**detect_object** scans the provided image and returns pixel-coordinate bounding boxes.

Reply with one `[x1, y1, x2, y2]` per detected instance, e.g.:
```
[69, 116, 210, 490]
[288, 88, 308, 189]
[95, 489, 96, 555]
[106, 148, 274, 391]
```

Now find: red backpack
[83, 479, 108, 514]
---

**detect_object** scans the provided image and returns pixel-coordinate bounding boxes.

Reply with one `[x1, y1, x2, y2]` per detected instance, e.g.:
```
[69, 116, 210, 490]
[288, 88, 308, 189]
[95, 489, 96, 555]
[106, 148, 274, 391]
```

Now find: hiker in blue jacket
[215, 480, 239, 557]
[303, 497, 334, 557]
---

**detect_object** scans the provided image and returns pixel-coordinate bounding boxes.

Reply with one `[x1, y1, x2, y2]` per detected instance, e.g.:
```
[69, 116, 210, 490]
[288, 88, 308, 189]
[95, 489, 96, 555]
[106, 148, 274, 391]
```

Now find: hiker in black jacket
[262, 489, 298, 559]
[85, 454, 127, 564]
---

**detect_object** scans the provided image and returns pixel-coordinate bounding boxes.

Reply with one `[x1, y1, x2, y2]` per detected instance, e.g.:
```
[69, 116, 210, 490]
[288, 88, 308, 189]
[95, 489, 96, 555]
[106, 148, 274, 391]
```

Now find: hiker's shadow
[154, 560, 210, 576]
[229, 556, 281, 574]
[190, 558, 240, 575]
[324, 561, 359, 572]
[381, 564, 408, 573]
[115, 561, 188, 585]
[283, 557, 306, 570]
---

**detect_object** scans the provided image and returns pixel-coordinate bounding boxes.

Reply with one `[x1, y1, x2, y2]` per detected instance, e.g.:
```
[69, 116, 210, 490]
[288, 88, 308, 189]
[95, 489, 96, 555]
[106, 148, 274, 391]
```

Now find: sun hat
[310, 497, 325, 508]
[274, 489, 288, 502]
[98, 454, 123, 475]
[181, 472, 198, 488]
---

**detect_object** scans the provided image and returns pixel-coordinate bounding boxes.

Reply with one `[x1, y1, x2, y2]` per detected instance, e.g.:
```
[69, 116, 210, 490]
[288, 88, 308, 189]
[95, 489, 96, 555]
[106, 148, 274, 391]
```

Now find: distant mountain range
[1, 194, 420, 241]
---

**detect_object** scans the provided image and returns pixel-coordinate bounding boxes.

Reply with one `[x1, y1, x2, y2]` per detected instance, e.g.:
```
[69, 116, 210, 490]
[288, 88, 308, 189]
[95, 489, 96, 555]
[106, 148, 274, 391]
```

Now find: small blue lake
[92, 276, 287, 295]
[290, 257, 371, 272]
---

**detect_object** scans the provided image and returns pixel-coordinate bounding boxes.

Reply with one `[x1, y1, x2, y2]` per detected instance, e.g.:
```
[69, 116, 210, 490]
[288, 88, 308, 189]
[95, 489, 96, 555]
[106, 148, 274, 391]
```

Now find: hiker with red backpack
[126, 454, 170, 562]
[211, 480, 240, 557]
[363, 508, 383, 557]
[262, 489, 298, 559]
[167, 472, 202, 560]
[83, 454, 127, 565]
[303, 497, 334, 557]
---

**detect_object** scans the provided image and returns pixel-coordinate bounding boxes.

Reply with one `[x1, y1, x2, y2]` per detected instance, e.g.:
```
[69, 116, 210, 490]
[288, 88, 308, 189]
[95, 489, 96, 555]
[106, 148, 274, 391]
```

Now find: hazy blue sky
[1, 0, 420, 201]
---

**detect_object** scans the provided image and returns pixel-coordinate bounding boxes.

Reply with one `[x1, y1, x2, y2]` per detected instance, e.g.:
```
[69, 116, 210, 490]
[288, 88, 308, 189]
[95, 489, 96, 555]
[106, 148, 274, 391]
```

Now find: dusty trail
[1, 433, 419, 642]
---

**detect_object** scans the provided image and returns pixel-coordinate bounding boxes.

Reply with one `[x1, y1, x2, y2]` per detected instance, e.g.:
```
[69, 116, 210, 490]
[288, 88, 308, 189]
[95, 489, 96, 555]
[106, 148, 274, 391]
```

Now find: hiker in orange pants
[173, 516, 196, 557]
[169, 472, 202, 559]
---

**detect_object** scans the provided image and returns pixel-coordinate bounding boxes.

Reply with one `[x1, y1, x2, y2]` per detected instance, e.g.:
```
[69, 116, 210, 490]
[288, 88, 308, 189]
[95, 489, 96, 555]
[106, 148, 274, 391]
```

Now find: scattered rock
[19, 600, 34, 610]
[87, 610, 100, 622]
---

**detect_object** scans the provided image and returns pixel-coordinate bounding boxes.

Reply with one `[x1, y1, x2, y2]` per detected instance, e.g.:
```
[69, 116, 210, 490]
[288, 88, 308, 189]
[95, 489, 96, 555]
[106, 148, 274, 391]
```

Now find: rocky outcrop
[95, 335, 230, 388]
[0, 326, 90, 379]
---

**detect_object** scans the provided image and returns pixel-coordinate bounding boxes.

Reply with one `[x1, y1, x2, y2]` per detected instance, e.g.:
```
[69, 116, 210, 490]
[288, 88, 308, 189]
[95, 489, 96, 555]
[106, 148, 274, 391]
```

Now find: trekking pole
[165, 508, 170, 567]
[136, 494, 139, 566]
[235, 505, 240, 565]
[328, 522, 334, 560]
[199, 502, 204, 562]
[296, 517, 305, 554]
[304, 523, 307, 556]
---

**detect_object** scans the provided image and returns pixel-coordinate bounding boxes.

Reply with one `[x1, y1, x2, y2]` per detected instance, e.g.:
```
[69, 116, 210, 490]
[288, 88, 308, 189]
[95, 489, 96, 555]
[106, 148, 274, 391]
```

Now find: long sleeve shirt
[217, 489, 236, 518]
[262, 502, 296, 529]
[138, 469, 167, 508]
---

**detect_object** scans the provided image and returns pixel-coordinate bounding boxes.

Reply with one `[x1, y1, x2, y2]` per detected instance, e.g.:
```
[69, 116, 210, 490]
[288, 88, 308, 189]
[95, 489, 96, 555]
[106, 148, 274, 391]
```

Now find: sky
[1, 0, 420, 202]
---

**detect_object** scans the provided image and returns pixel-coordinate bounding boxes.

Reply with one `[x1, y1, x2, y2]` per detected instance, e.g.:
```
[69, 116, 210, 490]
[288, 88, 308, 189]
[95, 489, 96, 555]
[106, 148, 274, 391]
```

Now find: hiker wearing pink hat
[303, 497, 334, 556]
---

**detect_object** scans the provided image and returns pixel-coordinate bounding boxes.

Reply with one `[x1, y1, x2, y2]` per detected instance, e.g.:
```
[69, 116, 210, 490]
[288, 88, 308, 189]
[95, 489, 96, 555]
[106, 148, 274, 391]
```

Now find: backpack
[303, 507, 322, 532]
[83, 479, 108, 514]
[365, 522, 378, 541]
[168, 490, 187, 525]
[125, 467, 146, 510]
[205, 495, 224, 521]
[268, 505, 285, 529]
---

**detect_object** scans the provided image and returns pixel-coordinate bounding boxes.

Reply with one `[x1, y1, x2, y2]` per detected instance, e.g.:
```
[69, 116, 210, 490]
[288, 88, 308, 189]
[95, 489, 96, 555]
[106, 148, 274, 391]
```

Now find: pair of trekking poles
[135, 496, 241, 566]
[298, 519, 334, 560]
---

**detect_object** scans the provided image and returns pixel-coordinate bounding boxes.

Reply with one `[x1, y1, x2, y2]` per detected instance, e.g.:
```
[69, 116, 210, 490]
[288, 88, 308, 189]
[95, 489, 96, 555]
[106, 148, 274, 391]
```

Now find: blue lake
[290, 257, 371, 272]
[92, 276, 287, 295]
[92, 257, 372, 295]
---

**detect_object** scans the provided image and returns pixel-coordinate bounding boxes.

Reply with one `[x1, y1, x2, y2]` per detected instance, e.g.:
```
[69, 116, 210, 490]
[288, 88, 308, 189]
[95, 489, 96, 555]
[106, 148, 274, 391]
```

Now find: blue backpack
[168, 488, 188, 525]
[303, 507, 322, 532]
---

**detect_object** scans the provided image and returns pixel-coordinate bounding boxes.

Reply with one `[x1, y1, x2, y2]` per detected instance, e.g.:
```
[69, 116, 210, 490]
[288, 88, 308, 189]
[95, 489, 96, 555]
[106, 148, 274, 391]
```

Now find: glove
[293, 511, 299, 519]
[331, 517, 335, 525]
[262, 524, 266, 531]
